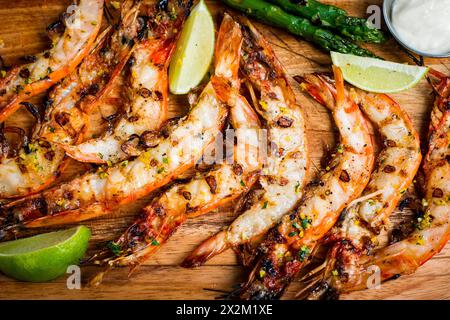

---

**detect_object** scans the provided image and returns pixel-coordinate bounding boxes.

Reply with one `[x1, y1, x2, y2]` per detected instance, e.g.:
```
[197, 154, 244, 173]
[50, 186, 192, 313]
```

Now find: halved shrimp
[86, 13, 263, 284]
[238, 67, 374, 300]
[315, 69, 449, 295]
[182, 15, 308, 268]
[0, 12, 234, 242]
[300, 91, 422, 300]
[62, 0, 189, 164]
[0, 0, 104, 123]
[0, 0, 143, 199]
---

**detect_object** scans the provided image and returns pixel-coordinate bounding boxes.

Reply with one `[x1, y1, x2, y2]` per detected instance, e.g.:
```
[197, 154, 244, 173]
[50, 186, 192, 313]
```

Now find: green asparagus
[268, 0, 386, 43]
[221, 0, 378, 58]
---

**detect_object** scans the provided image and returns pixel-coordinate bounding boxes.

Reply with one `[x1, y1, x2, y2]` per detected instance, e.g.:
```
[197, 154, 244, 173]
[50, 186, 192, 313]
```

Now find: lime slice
[0, 226, 91, 282]
[169, 0, 214, 94]
[331, 52, 429, 93]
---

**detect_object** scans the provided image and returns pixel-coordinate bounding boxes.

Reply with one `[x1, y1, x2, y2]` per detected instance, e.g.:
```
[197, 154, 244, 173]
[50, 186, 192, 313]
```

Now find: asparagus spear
[221, 0, 378, 58]
[268, 0, 386, 43]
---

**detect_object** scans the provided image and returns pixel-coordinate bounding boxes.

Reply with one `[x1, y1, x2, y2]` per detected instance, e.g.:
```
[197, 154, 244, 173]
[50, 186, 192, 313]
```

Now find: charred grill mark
[55, 112, 70, 127]
[38, 140, 51, 148]
[181, 191, 191, 200]
[138, 87, 151, 98]
[153, 203, 165, 217]
[154, 90, 163, 101]
[205, 175, 217, 194]
[46, 19, 65, 39]
[398, 197, 412, 211]
[44, 150, 55, 161]
[20, 55, 37, 63]
[279, 177, 289, 186]
[276, 116, 293, 128]
[19, 68, 30, 79]
[261, 259, 277, 277]
[339, 170, 350, 182]
[432, 188, 444, 198]
[63, 190, 74, 200]
[140, 130, 160, 148]
[137, 16, 149, 40]
[267, 228, 286, 244]
[383, 165, 396, 173]
[232, 163, 243, 176]
[87, 83, 99, 95]
[385, 139, 397, 147]
[150, 159, 158, 167]
[43, 97, 54, 109]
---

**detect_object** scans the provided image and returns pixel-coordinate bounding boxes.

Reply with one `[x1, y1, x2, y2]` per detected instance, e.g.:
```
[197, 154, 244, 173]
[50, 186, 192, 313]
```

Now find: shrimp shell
[0, 0, 104, 123]
[182, 15, 308, 268]
[63, 1, 191, 164]
[325, 70, 449, 294]
[303, 91, 422, 300]
[0, 0, 142, 198]
[86, 14, 262, 282]
[238, 67, 374, 300]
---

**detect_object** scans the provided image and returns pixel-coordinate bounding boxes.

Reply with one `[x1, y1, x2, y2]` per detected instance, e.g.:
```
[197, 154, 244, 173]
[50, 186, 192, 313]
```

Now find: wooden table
[0, 0, 449, 300]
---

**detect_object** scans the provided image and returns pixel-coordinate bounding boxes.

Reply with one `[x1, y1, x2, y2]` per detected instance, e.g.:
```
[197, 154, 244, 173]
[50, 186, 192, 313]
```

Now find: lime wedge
[331, 52, 429, 93]
[0, 226, 91, 282]
[169, 0, 214, 94]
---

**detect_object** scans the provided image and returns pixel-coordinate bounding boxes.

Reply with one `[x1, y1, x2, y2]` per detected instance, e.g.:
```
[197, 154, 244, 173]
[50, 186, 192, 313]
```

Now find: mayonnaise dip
[391, 0, 450, 55]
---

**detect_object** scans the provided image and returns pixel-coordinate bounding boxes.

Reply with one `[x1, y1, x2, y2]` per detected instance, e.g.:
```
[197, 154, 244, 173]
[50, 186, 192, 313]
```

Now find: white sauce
[391, 0, 450, 55]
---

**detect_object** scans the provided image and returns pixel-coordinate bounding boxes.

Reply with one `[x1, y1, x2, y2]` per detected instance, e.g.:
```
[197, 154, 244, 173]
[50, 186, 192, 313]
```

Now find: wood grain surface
[0, 0, 449, 300]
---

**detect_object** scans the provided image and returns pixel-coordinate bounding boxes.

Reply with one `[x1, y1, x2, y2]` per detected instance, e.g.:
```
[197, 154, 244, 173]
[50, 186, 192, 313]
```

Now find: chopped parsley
[301, 216, 312, 229]
[298, 245, 310, 262]
[157, 167, 165, 174]
[294, 181, 301, 193]
[107, 241, 122, 256]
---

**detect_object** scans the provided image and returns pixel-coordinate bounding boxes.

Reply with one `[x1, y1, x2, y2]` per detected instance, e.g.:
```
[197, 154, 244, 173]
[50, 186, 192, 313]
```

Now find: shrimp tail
[332, 66, 346, 107]
[181, 231, 229, 268]
[214, 13, 242, 86]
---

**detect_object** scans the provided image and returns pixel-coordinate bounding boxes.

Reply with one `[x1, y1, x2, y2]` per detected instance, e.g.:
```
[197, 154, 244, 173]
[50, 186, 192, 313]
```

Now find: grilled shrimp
[86, 14, 262, 284]
[301, 91, 422, 300]
[62, 1, 189, 164]
[0, 0, 103, 123]
[0, 0, 142, 198]
[315, 69, 449, 295]
[0, 7, 233, 240]
[182, 16, 308, 268]
[238, 67, 374, 300]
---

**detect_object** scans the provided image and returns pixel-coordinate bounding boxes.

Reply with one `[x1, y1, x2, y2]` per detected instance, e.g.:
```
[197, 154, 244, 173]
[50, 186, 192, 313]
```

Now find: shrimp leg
[238, 67, 374, 300]
[302, 91, 422, 300]
[0, 0, 142, 198]
[87, 13, 262, 284]
[0, 0, 104, 123]
[182, 16, 308, 268]
[62, 1, 190, 164]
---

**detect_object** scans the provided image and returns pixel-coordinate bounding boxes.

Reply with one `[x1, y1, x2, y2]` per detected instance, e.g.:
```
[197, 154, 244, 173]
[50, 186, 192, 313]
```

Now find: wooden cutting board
[0, 0, 449, 300]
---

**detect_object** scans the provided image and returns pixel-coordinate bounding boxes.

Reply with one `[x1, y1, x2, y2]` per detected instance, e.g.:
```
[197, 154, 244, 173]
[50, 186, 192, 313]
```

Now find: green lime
[0, 226, 91, 282]
[169, 0, 215, 94]
[331, 52, 429, 93]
